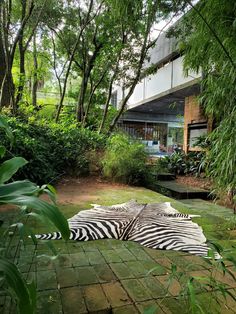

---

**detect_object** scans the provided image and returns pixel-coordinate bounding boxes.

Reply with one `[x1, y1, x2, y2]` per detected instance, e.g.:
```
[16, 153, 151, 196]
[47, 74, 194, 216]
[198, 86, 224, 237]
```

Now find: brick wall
[183, 95, 210, 153]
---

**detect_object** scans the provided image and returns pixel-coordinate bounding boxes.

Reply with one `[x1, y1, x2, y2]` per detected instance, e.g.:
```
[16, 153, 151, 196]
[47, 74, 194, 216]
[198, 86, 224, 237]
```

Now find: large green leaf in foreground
[0, 116, 13, 143]
[0, 258, 36, 314]
[0, 194, 70, 240]
[0, 157, 28, 184]
[0, 181, 39, 197]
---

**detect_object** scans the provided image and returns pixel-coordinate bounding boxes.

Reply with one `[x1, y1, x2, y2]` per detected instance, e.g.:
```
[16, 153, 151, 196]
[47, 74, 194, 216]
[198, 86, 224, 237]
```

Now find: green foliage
[0, 116, 106, 184]
[207, 118, 236, 192]
[86, 105, 117, 131]
[157, 151, 206, 176]
[179, 0, 236, 195]
[102, 133, 148, 185]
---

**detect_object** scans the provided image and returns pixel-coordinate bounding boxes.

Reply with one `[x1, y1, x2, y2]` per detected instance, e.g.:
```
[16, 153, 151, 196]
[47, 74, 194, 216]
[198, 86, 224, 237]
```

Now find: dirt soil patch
[55, 176, 127, 204]
[176, 175, 213, 191]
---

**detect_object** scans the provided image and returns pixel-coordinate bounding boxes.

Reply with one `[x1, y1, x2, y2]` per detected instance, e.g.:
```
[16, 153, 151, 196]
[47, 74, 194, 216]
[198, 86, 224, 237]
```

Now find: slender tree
[109, 0, 184, 133]
[32, 32, 38, 107]
[54, 0, 101, 122]
[15, 0, 47, 107]
[0, 0, 35, 112]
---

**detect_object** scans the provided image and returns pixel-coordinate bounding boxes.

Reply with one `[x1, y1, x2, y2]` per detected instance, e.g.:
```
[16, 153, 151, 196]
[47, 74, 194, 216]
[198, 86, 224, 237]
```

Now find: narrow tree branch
[82, 67, 108, 127]
[49, 26, 83, 70]
[24, 0, 47, 50]
[9, 0, 34, 66]
[186, 0, 236, 69]
[55, 0, 102, 122]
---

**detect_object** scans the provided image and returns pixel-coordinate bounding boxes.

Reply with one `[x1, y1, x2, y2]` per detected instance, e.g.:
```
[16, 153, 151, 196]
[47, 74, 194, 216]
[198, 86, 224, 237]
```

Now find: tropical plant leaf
[45, 241, 58, 256]
[209, 241, 224, 255]
[27, 281, 37, 313]
[0, 181, 38, 198]
[187, 278, 200, 314]
[0, 257, 35, 314]
[46, 184, 57, 195]
[0, 157, 28, 184]
[0, 195, 70, 240]
[39, 184, 56, 204]
[7, 222, 37, 246]
[0, 116, 14, 143]
[0, 146, 6, 159]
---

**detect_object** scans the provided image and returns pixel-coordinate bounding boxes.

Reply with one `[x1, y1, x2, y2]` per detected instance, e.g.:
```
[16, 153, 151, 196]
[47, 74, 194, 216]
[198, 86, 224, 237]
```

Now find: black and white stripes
[35, 200, 219, 258]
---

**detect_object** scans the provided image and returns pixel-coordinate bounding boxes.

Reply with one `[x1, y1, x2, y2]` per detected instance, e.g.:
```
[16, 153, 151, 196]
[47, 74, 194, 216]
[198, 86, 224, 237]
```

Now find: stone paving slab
[61, 287, 87, 314]
[102, 282, 131, 307]
[1, 198, 236, 313]
[83, 284, 110, 312]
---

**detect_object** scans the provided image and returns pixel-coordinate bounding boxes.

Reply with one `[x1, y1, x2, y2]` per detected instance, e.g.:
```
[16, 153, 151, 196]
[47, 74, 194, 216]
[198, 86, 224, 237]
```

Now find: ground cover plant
[156, 151, 206, 176]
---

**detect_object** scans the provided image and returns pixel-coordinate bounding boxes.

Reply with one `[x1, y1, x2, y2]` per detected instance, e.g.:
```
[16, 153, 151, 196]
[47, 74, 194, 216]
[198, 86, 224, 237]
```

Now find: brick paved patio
[0, 188, 236, 313]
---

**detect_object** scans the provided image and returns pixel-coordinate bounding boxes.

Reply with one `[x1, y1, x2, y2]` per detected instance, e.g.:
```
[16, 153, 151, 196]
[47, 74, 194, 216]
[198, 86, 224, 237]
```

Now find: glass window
[167, 127, 183, 153]
[188, 123, 207, 148]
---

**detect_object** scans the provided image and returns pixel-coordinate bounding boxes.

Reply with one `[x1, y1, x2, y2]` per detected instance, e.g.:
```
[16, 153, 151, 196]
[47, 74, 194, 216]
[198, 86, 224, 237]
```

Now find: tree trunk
[0, 71, 15, 112]
[82, 69, 107, 127]
[15, 39, 25, 106]
[32, 34, 38, 107]
[109, 2, 158, 134]
[98, 79, 113, 133]
[0, 74, 12, 109]
[0, 8, 11, 109]
[15, 0, 26, 107]
[0, 0, 35, 114]
[98, 52, 121, 133]
[0, 34, 6, 92]
[76, 43, 103, 123]
[76, 74, 89, 123]
[109, 82, 137, 134]
[0, 35, 10, 108]
[55, 0, 95, 122]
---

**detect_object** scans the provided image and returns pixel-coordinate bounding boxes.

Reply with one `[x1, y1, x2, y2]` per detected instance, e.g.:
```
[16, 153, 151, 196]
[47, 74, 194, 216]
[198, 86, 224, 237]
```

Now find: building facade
[112, 27, 207, 155]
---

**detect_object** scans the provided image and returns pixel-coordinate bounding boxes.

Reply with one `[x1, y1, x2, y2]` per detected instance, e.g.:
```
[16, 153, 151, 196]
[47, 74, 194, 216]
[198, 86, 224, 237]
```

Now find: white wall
[117, 56, 200, 109]
[113, 26, 201, 110]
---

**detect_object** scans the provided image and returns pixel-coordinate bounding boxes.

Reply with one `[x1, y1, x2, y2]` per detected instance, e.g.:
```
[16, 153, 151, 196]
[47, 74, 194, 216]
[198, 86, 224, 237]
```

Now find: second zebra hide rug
[35, 200, 220, 258]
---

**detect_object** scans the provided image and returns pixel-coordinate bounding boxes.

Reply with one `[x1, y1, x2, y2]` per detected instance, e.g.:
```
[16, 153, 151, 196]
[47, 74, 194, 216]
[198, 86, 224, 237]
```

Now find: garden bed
[176, 175, 213, 191]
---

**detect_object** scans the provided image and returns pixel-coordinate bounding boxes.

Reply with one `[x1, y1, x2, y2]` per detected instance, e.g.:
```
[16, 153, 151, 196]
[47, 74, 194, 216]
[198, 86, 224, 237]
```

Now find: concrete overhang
[127, 79, 200, 116]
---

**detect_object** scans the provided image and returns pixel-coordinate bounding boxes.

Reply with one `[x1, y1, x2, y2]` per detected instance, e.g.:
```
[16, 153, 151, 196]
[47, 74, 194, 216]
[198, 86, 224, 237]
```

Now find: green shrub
[0, 116, 106, 184]
[157, 151, 206, 176]
[102, 133, 148, 185]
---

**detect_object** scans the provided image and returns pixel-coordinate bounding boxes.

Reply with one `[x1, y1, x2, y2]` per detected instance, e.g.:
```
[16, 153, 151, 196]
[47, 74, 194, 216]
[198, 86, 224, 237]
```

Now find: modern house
[112, 27, 210, 155]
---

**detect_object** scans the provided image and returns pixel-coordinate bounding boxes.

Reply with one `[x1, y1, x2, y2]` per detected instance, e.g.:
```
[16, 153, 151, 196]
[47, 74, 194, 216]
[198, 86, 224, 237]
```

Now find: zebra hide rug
[36, 200, 219, 258]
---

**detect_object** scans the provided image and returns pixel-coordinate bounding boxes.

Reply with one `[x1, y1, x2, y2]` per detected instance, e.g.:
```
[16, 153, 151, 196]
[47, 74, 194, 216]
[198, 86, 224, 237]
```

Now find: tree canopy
[0, 0, 186, 131]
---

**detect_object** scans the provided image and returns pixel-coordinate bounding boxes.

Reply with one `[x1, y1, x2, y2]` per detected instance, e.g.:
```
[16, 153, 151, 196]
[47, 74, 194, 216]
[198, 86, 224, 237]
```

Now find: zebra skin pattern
[35, 200, 220, 258]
